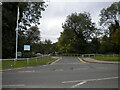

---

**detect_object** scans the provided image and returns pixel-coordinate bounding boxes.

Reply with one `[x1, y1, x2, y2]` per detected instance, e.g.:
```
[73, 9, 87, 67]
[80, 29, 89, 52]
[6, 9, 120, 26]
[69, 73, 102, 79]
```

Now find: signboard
[24, 45, 30, 51]
[17, 52, 22, 57]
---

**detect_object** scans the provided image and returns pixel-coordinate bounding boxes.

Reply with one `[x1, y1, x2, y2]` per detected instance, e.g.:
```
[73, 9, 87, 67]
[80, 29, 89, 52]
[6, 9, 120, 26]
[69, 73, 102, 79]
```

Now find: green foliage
[112, 27, 120, 46]
[99, 2, 120, 26]
[86, 38, 100, 54]
[30, 39, 57, 55]
[63, 12, 96, 41]
[19, 2, 46, 30]
[43, 39, 52, 54]
[25, 26, 40, 44]
[22, 52, 35, 58]
[98, 36, 118, 54]
[58, 12, 96, 54]
[99, 2, 120, 36]
[99, 2, 120, 54]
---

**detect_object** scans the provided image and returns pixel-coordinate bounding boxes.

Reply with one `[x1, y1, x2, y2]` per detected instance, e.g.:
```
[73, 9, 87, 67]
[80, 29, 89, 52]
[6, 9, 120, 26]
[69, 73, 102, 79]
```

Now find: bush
[22, 51, 35, 58]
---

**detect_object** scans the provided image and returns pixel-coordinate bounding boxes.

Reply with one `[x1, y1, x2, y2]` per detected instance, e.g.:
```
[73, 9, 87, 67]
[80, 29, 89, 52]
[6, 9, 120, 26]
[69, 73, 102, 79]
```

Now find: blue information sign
[24, 45, 30, 51]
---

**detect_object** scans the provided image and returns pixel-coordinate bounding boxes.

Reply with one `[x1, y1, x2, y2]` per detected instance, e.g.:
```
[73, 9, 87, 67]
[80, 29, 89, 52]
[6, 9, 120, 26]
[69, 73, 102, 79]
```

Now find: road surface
[2, 57, 119, 88]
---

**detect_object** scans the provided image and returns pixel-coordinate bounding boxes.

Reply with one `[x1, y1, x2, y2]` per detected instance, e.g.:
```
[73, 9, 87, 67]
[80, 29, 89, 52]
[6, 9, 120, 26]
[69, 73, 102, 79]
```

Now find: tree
[2, 3, 18, 58]
[63, 12, 96, 41]
[25, 26, 40, 44]
[99, 2, 120, 36]
[112, 27, 120, 46]
[99, 2, 120, 54]
[58, 29, 76, 53]
[111, 27, 120, 53]
[86, 38, 100, 54]
[2, 2, 46, 58]
[18, 2, 46, 31]
[43, 39, 52, 54]
[98, 36, 116, 54]
[58, 12, 96, 54]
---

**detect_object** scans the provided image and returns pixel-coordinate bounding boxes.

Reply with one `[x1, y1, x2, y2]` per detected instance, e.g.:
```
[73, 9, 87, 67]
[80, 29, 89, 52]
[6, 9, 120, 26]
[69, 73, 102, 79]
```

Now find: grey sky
[39, 1, 114, 43]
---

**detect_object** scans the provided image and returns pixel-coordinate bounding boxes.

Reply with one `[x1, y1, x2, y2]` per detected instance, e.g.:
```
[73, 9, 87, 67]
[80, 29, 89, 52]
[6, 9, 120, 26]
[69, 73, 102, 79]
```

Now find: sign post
[15, 6, 19, 59]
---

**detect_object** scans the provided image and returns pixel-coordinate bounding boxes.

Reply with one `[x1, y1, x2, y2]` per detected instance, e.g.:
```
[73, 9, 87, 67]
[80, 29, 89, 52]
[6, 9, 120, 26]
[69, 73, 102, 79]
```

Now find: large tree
[99, 2, 120, 36]
[63, 12, 96, 41]
[25, 26, 40, 44]
[58, 12, 97, 54]
[99, 2, 120, 54]
[2, 2, 46, 58]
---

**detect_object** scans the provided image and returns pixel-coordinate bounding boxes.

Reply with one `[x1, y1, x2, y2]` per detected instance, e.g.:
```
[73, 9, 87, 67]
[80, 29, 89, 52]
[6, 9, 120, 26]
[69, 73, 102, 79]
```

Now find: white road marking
[3, 84, 25, 87]
[18, 70, 35, 73]
[62, 77, 118, 83]
[54, 69, 63, 71]
[71, 81, 87, 88]
[62, 77, 118, 88]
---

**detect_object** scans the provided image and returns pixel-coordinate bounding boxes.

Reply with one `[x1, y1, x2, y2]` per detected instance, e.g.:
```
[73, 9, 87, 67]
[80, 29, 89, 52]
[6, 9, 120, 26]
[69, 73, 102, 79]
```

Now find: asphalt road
[2, 57, 119, 88]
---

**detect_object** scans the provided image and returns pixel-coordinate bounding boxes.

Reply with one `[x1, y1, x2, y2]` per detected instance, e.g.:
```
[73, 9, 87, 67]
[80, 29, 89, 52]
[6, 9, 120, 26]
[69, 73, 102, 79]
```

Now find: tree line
[57, 2, 120, 54]
[2, 2, 120, 59]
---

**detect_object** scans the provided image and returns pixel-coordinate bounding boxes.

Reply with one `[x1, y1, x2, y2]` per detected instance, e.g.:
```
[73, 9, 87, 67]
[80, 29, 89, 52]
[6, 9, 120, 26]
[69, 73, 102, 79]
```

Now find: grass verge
[2, 57, 56, 69]
[89, 56, 120, 61]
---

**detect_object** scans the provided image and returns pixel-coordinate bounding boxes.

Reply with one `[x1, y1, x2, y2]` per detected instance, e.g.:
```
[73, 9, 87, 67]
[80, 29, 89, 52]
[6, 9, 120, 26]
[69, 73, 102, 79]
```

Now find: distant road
[2, 57, 118, 88]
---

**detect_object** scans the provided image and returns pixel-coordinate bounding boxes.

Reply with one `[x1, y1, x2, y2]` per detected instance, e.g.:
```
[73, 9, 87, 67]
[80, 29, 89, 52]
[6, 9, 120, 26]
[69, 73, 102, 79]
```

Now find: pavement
[2, 56, 119, 89]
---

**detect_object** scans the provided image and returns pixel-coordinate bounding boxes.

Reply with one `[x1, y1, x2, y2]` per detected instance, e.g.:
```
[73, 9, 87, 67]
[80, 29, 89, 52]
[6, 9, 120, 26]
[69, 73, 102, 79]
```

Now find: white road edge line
[71, 81, 87, 88]
[62, 77, 118, 83]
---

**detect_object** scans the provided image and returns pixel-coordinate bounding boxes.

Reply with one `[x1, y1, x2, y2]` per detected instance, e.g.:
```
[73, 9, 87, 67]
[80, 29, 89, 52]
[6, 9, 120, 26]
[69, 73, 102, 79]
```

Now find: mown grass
[0, 61, 2, 68]
[2, 57, 56, 69]
[89, 56, 120, 61]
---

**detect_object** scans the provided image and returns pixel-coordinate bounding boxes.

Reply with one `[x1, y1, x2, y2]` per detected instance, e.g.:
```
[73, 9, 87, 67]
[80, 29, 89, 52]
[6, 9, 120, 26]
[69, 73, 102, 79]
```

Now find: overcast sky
[39, 0, 114, 43]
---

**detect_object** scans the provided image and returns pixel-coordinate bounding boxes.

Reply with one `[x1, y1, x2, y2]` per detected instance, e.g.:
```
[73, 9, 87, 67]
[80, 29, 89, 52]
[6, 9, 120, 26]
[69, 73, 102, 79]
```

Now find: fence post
[112, 54, 114, 60]
[82, 54, 84, 57]
[14, 59, 16, 65]
[36, 58, 38, 64]
[27, 58, 29, 64]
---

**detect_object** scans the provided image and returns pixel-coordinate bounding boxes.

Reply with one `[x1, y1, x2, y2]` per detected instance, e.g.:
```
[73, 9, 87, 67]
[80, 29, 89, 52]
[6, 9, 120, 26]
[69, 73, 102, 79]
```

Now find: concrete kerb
[79, 57, 119, 64]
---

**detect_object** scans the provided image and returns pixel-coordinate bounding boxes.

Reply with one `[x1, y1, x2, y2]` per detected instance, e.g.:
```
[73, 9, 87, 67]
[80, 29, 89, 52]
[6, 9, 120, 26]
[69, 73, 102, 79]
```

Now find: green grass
[0, 61, 2, 68]
[89, 56, 120, 61]
[2, 57, 56, 69]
